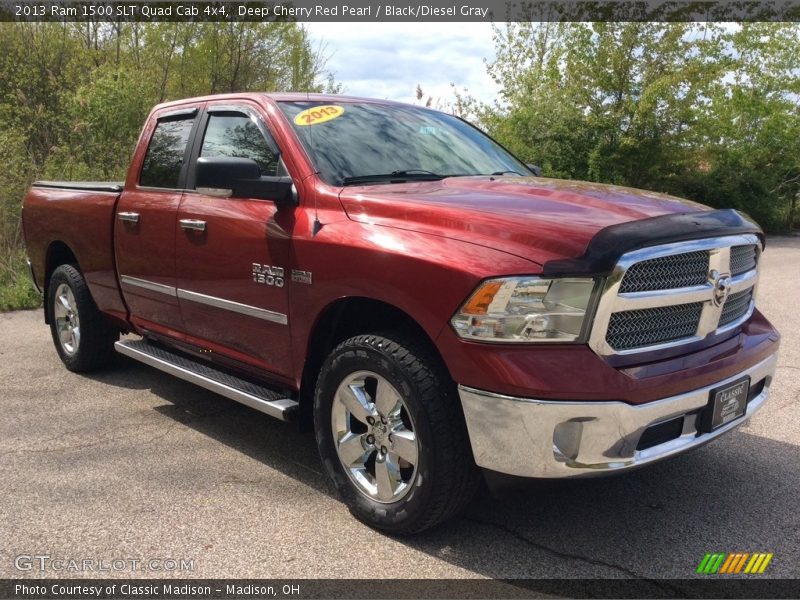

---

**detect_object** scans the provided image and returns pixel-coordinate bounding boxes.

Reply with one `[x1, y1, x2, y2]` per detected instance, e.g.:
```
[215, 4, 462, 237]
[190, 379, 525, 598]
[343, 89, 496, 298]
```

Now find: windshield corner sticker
[294, 105, 344, 126]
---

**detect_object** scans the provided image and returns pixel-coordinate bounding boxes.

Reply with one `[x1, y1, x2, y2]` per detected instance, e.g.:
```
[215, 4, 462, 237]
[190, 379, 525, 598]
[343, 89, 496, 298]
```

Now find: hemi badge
[291, 270, 312, 285]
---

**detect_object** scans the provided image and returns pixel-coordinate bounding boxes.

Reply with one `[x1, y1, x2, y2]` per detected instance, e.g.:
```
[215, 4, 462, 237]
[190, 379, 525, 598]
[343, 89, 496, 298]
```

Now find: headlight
[450, 277, 598, 343]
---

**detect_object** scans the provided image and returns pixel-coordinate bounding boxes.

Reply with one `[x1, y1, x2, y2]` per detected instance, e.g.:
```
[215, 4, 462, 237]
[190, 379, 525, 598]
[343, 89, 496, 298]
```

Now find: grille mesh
[719, 289, 753, 326]
[619, 250, 709, 293]
[730, 245, 757, 276]
[606, 302, 703, 350]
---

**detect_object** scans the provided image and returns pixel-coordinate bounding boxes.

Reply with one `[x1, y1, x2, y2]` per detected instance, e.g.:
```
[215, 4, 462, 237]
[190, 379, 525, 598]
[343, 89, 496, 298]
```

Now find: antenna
[307, 89, 323, 237]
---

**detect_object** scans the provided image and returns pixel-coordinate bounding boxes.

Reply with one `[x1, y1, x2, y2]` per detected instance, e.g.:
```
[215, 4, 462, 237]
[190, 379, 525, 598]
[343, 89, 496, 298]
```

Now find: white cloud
[304, 23, 500, 105]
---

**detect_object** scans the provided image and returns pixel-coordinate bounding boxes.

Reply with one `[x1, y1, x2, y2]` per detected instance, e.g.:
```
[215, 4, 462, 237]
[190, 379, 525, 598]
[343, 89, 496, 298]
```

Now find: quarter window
[139, 117, 195, 188]
[200, 113, 279, 176]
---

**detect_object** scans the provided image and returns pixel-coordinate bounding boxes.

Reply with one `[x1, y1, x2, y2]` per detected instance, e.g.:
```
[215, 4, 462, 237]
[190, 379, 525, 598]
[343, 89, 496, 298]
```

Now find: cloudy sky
[304, 23, 501, 105]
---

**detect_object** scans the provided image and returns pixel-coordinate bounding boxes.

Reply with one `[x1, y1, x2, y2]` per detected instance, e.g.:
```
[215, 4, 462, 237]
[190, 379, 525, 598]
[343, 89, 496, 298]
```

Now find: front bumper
[459, 352, 777, 478]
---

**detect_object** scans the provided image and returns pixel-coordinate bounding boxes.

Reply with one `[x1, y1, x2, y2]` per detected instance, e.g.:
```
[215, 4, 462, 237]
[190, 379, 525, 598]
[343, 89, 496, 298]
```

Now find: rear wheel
[47, 264, 118, 372]
[314, 332, 480, 534]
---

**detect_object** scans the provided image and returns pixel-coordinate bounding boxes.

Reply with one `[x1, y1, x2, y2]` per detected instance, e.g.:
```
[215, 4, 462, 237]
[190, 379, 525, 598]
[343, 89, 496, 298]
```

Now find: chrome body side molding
[120, 275, 177, 297]
[177, 289, 288, 325]
[119, 275, 288, 325]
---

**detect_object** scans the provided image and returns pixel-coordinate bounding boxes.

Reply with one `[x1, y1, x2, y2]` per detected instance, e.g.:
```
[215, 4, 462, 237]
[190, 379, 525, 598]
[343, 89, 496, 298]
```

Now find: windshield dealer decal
[294, 105, 344, 126]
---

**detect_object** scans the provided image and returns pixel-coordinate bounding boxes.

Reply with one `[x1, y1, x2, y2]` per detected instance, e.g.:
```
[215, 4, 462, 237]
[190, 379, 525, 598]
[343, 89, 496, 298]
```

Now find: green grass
[0, 250, 42, 311]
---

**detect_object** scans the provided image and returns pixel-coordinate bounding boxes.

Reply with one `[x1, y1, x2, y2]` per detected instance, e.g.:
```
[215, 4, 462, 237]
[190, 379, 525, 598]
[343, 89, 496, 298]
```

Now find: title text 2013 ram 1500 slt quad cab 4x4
[22, 94, 780, 533]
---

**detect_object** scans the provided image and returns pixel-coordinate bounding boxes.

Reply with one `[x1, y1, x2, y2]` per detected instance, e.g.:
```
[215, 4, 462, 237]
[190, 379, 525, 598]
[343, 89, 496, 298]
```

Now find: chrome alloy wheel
[331, 371, 419, 503]
[53, 283, 80, 355]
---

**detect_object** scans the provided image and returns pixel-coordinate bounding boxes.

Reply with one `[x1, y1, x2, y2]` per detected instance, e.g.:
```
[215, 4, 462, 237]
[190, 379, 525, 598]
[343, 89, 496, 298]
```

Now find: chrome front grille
[589, 235, 760, 357]
[619, 250, 709, 293]
[719, 288, 754, 327]
[730, 245, 757, 276]
[606, 302, 704, 351]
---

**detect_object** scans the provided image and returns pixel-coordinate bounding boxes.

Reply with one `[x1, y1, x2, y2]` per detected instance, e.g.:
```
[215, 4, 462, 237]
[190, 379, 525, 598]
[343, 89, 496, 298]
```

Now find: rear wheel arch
[43, 241, 79, 323]
[46, 264, 119, 372]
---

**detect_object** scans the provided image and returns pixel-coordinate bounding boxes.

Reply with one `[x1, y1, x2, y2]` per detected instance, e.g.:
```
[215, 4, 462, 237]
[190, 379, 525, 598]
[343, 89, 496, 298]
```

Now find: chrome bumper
[26, 258, 42, 294]
[458, 353, 777, 478]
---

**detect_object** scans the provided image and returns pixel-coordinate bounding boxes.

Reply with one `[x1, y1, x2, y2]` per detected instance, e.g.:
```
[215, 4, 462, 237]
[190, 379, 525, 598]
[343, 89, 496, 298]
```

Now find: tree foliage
[477, 23, 800, 232]
[0, 21, 336, 307]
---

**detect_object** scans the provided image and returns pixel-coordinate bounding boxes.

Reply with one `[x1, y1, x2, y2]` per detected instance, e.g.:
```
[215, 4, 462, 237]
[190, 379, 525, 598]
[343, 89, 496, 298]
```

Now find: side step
[115, 339, 298, 421]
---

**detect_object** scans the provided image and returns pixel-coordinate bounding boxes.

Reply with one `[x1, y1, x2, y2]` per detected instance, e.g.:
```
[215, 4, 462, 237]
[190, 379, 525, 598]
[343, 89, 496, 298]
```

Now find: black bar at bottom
[2, 578, 800, 599]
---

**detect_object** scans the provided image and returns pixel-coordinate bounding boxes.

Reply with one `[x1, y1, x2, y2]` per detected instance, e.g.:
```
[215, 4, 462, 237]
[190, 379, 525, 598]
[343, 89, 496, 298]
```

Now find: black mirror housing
[526, 163, 543, 177]
[196, 157, 295, 204]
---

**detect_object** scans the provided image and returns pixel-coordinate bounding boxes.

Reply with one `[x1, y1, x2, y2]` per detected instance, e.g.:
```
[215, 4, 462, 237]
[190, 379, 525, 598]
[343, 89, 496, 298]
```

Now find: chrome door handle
[118, 212, 140, 224]
[179, 219, 207, 232]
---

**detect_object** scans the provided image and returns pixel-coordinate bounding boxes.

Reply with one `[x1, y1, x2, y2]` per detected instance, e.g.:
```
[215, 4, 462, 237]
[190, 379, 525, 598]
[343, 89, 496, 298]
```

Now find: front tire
[314, 332, 479, 534]
[47, 264, 118, 373]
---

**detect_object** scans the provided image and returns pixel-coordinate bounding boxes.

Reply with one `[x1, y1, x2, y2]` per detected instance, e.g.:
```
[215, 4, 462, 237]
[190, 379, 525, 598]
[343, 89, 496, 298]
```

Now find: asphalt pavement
[1, 236, 798, 583]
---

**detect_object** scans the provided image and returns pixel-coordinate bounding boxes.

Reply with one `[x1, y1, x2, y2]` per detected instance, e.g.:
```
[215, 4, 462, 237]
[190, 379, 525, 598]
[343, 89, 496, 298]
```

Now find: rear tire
[47, 264, 118, 373]
[314, 332, 480, 534]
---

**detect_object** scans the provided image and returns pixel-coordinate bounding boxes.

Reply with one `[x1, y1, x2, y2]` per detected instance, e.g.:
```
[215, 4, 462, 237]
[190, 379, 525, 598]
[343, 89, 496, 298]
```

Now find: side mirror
[196, 157, 295, 204]
[526, 163, 543, 177]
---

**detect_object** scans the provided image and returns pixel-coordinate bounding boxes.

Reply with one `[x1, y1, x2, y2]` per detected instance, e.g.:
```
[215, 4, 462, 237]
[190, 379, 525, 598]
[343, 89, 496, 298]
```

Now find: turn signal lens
[460, 281, 503, 315]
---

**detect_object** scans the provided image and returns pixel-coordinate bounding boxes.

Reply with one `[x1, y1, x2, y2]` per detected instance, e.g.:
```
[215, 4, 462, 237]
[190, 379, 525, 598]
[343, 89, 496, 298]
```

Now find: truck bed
[22, 182, 127, 323]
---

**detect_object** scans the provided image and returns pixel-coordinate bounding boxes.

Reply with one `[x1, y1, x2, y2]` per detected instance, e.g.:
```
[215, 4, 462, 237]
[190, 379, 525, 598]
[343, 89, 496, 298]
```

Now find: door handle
[179, 219, 207, 232]
[118, 212, 140, 224]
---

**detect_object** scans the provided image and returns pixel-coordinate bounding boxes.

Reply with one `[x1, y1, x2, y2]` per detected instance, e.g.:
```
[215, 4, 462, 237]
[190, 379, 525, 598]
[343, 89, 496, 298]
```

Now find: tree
[0, 21, 338, 308]
[480, 22, 800, 231]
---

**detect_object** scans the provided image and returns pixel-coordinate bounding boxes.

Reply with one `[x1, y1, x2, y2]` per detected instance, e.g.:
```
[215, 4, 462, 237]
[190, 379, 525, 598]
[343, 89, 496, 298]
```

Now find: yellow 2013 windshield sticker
[294, 105, 344, 126]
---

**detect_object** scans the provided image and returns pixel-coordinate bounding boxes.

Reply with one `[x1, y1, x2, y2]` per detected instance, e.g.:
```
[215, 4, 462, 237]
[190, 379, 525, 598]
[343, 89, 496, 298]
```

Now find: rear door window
[140, 117, 195, 188]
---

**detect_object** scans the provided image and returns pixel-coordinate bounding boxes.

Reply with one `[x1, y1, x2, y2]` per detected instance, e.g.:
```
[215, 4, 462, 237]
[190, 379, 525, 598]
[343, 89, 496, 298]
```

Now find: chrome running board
[115, 339, 298, 421]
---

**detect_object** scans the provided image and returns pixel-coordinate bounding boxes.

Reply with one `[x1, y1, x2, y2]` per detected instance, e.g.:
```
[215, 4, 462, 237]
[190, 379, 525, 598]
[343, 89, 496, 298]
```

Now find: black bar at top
[1, 0, 800, 22]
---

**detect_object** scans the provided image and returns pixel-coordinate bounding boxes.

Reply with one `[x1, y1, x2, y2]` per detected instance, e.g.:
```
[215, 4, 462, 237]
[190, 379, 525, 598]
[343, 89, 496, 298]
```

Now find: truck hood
[338, 176, 709, 266]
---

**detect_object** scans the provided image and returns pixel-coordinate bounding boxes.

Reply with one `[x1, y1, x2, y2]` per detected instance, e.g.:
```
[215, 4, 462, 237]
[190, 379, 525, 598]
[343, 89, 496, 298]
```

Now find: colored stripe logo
[697, 552, 773, 574]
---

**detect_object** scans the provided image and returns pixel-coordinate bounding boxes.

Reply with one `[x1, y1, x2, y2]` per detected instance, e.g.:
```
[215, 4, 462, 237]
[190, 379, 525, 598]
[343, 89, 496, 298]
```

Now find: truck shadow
[102, 355, 798, 581]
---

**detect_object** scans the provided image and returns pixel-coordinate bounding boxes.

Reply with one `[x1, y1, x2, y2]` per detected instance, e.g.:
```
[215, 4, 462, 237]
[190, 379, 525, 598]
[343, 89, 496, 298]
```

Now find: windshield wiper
[488, 170, 524, 176]
[445, 170, 525, 178]
[342, 169, 445, 186]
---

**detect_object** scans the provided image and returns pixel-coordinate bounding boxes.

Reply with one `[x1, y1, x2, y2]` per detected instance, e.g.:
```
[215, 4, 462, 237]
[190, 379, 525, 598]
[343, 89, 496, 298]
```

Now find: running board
[115, 339, 298, 421]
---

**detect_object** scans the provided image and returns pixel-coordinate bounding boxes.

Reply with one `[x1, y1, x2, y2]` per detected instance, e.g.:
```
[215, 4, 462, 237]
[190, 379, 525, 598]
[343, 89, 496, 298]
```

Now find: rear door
[174, 101, 294, 377]
[115, 106, 201, 335]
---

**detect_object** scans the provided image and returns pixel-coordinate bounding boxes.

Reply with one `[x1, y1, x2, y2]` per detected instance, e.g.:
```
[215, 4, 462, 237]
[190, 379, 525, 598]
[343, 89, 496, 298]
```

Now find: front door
[115, 107, 200, 335]
[174, 103, 294, 377]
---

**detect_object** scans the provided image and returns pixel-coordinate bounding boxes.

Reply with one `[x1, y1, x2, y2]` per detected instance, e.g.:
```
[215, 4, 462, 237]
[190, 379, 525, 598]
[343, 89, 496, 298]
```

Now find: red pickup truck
[22, 93, 780, 533]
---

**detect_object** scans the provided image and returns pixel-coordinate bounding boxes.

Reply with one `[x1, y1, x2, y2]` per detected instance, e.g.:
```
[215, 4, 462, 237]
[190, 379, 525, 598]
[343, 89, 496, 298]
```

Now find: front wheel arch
[313, 331, 480, 534]
[299, 297, 451, 429]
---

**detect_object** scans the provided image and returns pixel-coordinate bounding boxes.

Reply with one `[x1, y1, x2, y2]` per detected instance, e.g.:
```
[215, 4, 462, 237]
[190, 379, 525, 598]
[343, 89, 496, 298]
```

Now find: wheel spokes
[390, 429, 417, 465]
[338, 383, 377, 425]
[332, 370, 418, 504]
[53, 284, 80, 354]
[338, 433, 368, 466]
[54, 300, 67, 320]
[375, 378, 401, 417]
[374, 453, 401, 502]
[58, 321, 71, 346]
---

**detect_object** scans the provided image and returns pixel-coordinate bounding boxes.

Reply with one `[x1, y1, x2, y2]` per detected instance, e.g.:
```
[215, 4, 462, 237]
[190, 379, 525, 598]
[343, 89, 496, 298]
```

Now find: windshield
[277, 101, 528, 186]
